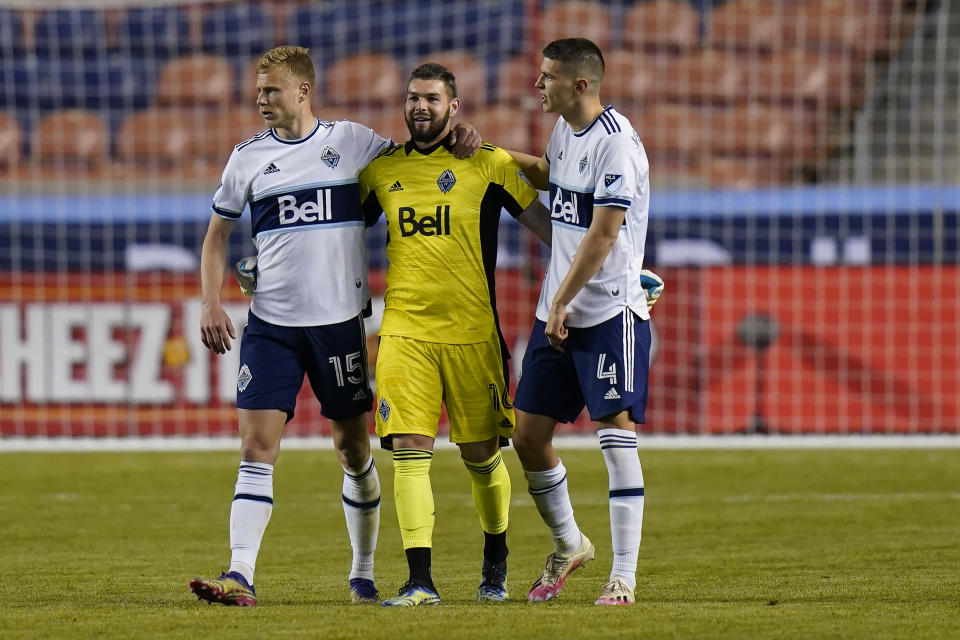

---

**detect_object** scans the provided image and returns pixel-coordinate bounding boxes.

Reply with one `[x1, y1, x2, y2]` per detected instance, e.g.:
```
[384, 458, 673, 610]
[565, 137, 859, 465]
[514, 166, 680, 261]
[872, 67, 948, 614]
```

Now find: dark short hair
[542, 38, 605, 81]
[408, 63, 458, 99]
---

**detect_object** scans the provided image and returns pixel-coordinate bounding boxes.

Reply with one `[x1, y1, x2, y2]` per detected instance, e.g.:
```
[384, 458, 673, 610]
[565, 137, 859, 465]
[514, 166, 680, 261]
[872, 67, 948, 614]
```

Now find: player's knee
[458, 436, 499, 463]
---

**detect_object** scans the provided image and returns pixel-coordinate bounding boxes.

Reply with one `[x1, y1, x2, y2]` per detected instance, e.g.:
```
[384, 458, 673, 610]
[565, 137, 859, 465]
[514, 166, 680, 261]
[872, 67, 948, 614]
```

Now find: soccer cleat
[595, 578, 635, 605]
[189, 571, 256, 607]
[380, 580, 441, 607]
[527, 533, 595, 602]
[476, 558, 509, 602]
[349, 578, 380, 604]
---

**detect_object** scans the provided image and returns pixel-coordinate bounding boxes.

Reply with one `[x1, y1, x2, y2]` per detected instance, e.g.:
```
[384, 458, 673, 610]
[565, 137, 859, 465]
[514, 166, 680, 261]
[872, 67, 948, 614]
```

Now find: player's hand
[200, 304, 236, 355]
[544, 302, 568, 352]
[234, 256, 257, 297]
[640, 269, 664, 311]
[450, 121, 481, 159]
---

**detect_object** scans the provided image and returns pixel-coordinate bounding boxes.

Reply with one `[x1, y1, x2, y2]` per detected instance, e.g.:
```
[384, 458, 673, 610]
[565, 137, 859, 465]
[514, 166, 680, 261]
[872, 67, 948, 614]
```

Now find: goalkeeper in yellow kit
[357, 63, 552, 606]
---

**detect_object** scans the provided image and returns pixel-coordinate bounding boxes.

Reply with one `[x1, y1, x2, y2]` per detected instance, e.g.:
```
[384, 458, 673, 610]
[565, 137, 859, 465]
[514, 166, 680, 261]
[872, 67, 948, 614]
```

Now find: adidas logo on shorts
[603, 387, 621, 400]
[388, 180, 403, 192]
[352, 389, 367, 401]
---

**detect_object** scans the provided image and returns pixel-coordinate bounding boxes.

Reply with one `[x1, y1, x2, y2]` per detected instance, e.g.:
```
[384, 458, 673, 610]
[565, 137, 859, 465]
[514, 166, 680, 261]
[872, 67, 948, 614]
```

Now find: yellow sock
[463, 450, 511, 534]
[393, 449, 435, 549]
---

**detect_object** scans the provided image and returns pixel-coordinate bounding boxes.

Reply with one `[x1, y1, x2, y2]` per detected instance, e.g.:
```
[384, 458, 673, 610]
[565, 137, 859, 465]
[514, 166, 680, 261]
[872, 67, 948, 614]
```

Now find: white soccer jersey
[536, 106, 650, 328]
[212, 118, 391, 326]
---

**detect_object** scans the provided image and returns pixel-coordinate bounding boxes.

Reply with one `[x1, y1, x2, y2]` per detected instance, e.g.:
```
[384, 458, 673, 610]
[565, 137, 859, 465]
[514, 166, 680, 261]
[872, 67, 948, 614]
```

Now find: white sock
[525, 460, 582, 554]
[342, 456, 380, 582]
[229, 461, 274, 584]
[598, 428, 644, 591]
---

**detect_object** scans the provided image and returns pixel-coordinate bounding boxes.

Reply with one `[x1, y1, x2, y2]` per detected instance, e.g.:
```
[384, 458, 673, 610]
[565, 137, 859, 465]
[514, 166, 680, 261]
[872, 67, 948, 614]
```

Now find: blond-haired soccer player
[506, 38, 655, 606]
[190, 46, 479, 607]
[359, 63, 552, 606]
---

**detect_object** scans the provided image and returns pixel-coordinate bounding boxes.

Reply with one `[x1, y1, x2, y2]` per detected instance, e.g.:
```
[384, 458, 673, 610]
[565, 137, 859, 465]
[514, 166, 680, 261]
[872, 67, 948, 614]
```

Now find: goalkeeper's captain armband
[639, 269, 664, 312]
[235, 256, 257, 297]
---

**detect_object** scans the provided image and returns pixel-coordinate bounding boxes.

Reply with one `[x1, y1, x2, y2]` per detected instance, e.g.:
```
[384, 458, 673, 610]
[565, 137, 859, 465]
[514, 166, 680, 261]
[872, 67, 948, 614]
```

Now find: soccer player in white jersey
[506, 38, 652, 606]
[190, 46, 479, 607]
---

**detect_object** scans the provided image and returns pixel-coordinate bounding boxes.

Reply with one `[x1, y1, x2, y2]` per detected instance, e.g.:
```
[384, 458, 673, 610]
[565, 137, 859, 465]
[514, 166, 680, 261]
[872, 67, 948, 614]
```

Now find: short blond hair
[255, 46, 315, 84]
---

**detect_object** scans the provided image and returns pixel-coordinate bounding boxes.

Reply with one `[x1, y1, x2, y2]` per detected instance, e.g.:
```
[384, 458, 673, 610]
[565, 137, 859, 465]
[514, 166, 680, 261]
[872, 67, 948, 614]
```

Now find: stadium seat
[11, 57, 153, 112]
[462, 105, 531, 154]
[782, 0, 894, 59]
[201, 2, 273, 59]
[631, 104, 710, 158]
[622, 0, 701, 54]
[315, 106, 409, 144]
[539, 1, 613, 53]
[702, 156, 794, 188]
[661, 49, 748, 105]
[117, 109, 194, 169]
[0, 112, 22, 168]
[496, 55, 540, 107]
[286, 3, 363, 61]
[155, 54, 235, 109]
[114, 6, 191, 60]
[204, 107, 268, 164]
[0, 8, 23, 59]
[602, 49, 668, 110]
[32, 109, 109, 170]
[33, 9, 108, 59]
[417, 51, 488, 106]
[707, 0, 784, 52]
[748, 49, 863, 110]
[709, 104, 817, 159]
[322, 54, 403, 107]
[369, 0, 525, 59]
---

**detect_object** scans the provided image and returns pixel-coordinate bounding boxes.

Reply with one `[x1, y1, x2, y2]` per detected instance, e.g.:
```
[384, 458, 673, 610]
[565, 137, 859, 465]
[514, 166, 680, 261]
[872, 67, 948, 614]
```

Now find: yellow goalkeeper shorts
[374, 334, 515, 444]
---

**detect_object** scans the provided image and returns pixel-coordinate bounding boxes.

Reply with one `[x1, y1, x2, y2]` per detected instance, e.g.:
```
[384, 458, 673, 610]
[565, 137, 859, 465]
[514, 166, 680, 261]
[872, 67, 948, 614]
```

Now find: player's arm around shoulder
[484, 144, 552, 246]
[502, 147, 549, 190]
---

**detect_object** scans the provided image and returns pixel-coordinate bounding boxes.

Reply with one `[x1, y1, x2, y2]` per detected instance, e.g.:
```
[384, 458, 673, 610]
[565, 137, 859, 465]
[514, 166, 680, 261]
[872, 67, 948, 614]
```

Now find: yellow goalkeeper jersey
[360, 136, 538, 344]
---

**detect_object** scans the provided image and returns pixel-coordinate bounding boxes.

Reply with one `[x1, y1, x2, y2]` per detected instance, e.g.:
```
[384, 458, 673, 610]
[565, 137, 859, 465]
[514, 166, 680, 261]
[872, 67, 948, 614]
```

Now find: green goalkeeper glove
[234, 256, 257, 297]
[640, 269, 664, 311]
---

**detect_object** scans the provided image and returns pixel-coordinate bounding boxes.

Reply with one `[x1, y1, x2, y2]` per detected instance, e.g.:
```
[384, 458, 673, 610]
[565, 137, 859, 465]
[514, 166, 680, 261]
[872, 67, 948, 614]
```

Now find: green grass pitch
[1, 447, 957, 639]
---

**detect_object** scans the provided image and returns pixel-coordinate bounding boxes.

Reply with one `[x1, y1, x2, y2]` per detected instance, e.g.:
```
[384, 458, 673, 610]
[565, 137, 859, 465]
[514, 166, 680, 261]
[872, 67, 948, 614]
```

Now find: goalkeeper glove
[234, 256, 257, 297]
[640, 269, 664, 311]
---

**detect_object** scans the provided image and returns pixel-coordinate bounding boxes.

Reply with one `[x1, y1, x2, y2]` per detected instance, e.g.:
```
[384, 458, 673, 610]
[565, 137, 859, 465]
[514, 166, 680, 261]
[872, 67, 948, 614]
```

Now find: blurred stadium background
[0, 0, 957, 439]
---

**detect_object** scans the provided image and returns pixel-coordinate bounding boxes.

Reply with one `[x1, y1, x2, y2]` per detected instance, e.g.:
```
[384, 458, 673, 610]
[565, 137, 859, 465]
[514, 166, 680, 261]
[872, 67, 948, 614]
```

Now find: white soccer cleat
[594, 578, 635, 606]
[639, 269, 664, 311]
[527, 533, 595, 602]
[234, 256, 257, 297]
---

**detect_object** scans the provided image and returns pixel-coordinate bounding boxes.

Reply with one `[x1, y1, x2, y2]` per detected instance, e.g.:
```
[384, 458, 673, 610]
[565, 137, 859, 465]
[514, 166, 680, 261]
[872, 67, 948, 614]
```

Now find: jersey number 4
[597, 353, 617, 385]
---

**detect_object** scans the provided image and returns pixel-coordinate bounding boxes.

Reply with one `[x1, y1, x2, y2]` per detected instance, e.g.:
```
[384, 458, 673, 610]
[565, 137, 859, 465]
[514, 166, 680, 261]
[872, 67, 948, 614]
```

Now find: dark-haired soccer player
[506, 38, 654, 606]
[190, 46, 480, 607]
[359, 63, 552, 606]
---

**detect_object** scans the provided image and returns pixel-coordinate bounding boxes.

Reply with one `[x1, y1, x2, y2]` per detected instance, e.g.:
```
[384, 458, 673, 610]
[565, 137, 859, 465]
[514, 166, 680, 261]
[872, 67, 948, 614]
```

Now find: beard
[405, 109, 451, 143]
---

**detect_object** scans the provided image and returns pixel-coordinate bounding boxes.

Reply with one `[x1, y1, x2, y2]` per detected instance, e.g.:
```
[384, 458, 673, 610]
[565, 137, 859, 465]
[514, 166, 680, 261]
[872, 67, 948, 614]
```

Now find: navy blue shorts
[514, 309, 650, 424]
[236, 312, 373, 422]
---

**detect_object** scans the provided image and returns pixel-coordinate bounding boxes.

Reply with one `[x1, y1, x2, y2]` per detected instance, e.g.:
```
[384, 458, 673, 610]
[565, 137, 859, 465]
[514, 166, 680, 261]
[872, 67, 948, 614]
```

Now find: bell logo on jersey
[399, 205, 451, 237]
[278, 189, 333, 225]
[551, 189, 580, 224]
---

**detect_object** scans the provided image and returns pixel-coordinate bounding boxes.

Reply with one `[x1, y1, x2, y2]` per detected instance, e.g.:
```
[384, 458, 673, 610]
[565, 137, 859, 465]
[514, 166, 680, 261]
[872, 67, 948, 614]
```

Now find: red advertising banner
[1, 267, 957, 437]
